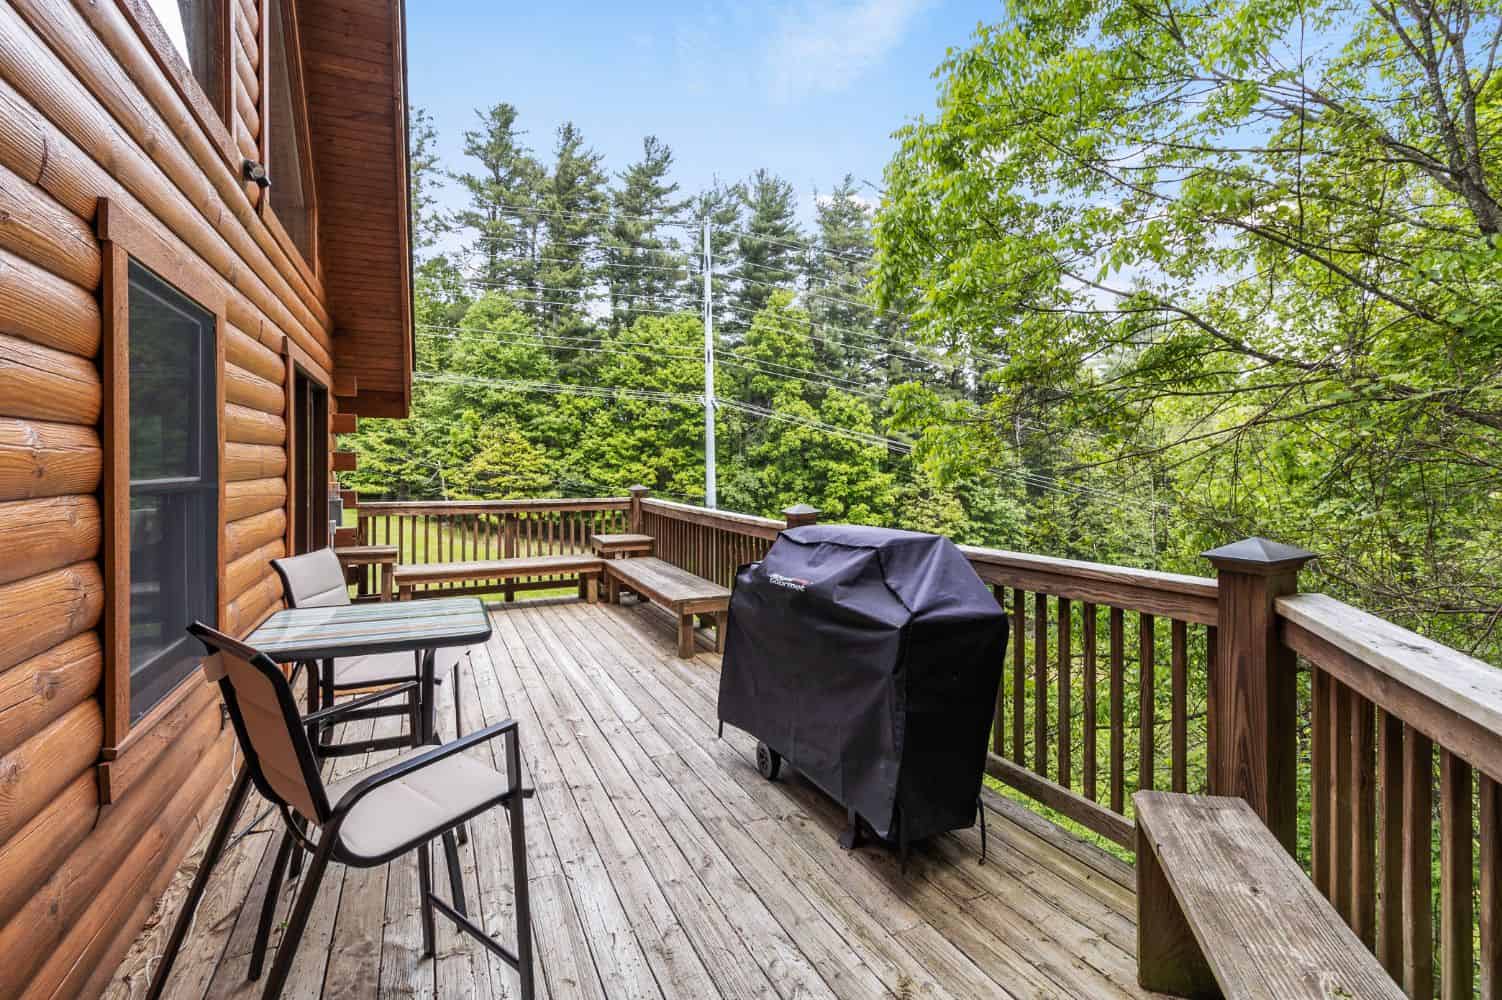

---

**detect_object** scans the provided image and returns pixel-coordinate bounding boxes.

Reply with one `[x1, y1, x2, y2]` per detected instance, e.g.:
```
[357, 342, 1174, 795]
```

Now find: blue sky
[407, 0, 1001, 225]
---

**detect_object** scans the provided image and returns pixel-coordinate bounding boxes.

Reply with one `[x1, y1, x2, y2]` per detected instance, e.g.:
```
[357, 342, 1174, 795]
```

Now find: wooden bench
[395, 554, 606, 602]
[604, 556, 730, 658]
[1134, 791, 1405, 999]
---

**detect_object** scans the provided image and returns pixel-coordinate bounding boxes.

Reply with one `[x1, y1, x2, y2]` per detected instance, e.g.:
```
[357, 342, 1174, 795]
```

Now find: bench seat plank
[1135, 791, 1405, 1000]
[603, 557, 730, 656]
[394, 555, 605, 600]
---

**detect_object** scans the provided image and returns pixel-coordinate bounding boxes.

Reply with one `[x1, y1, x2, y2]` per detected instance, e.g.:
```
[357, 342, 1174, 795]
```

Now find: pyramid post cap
[1202, 537, 1316, 574]
[627, 484, 650, 495]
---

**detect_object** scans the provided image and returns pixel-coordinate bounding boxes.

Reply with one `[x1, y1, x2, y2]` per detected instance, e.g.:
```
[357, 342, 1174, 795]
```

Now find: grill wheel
[756, 741, 782, 781]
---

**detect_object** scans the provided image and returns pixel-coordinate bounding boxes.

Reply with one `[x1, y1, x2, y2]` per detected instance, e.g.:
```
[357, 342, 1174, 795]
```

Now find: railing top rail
[1278, 591, 1502, 782]
[358, 497, 630, 515]
[640, 497, 785, 540]
[960, 544, 1220, 625]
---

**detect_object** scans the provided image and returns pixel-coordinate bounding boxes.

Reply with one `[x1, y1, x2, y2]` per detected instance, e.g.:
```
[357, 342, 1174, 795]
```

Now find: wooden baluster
[1139, 612, 1155, 792]
[1083, 603, 1098, 803]
[992, 584, 1007, 757]
[1482, 774, 1500, 999]
[1034, 592, 1048, 778]
[1110, 606, 1125, 814]
[1057, 597, 1071, 791]
[1333, 679, 1355, 923]
[1377, 709, 1405, 978]
[1351, 692, 1377, 949]
[1204, 624, 1217, 788]
[1171, 619, 1187, 793]
[1439, 751, 1473, 1000]
[1403, 726, 1435, 1000]
[1313, 668, 1331, 896]
[1012, 588, 1026, 765]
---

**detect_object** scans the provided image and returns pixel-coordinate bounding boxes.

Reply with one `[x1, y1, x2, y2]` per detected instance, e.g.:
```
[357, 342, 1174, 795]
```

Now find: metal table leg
[145, 765, 254, 1000]
[418, 645, 468, 913]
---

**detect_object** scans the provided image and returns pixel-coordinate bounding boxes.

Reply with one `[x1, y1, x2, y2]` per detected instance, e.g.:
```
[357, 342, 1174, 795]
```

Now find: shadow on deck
[108, 598, 1145, 999]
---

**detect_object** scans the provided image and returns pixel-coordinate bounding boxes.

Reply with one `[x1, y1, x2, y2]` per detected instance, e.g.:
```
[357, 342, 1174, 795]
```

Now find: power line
[417, 325, 885, 399]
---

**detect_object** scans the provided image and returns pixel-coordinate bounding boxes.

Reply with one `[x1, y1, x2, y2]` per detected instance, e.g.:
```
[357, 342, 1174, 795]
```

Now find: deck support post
[782, 503, 819, 530]
[1202, 537, 1315, 854]
[628, 484, 649, 533]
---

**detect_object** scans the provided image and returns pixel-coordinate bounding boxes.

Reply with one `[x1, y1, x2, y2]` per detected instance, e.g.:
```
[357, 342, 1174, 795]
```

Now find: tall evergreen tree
[688, 179, 742, 324]
[408, 106, 447, 253]
[605, 137, 690, 328]
[730, 170, 801, 335]
[807, 176, 877, 378]
[451, 103, 545, 297]
[538, 122, 608, 325]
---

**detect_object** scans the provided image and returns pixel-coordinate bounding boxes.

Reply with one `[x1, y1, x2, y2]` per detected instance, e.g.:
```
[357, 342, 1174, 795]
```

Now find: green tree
[538, 122, 608, 328]
[730, 170, 801, 334]
[876, 0, 1502, 655]
[452, 103, 546, 295]
[606, 137, 690, 327]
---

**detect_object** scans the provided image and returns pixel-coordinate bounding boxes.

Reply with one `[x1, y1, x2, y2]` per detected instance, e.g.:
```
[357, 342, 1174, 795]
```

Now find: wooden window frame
[119, 0, 239, 170]
[283, 336, 332, 558]
[261, 0, 321, 272]
[98, 199, 230, 780]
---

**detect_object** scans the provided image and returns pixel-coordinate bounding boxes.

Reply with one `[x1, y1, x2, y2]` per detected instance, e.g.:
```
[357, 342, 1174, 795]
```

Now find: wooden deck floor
[108, 598, 1151, 1000]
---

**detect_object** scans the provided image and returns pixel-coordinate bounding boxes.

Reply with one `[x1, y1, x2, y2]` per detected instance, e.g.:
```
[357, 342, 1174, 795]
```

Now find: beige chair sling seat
[326, 745, 511, 860]
[329, 647, 461, 689]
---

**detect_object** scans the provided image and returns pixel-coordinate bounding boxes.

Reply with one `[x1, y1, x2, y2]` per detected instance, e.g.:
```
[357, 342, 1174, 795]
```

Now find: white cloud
[765, 0, 935, 100]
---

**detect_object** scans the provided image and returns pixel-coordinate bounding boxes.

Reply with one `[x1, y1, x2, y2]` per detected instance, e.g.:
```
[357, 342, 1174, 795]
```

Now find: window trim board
[98, 199, 230, 770]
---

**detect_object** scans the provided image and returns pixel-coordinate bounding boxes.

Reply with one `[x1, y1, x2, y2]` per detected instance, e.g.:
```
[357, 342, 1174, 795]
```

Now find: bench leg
[399, 585, 412, 601]
[1136, 824, 1218, 997]
[585, 574, 599, 604]
[677, 615, 695, 658]
[606, 575, 620, 604]
[714, 611, 728, 653]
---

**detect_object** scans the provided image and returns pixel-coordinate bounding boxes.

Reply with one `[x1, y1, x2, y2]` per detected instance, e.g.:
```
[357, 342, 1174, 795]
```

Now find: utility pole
[703, 219, 717, 508]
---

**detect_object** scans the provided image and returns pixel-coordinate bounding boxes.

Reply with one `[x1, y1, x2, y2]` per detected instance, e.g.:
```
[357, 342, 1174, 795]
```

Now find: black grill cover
[718, 525, 1008, 843]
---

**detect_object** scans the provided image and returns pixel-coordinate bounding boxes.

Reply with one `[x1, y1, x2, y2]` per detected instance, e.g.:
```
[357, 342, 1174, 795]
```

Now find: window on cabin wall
[267, 0, 314, 262]
[127, 262, 220, 721]
[147, 0, 226, 116]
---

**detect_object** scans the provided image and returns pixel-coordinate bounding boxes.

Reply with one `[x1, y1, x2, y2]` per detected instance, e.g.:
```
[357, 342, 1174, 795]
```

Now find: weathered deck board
[106, 598, 1149, 999]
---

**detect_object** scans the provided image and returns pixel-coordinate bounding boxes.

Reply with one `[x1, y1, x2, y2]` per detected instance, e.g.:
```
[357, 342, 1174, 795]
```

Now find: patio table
[146, 596, 492, 999]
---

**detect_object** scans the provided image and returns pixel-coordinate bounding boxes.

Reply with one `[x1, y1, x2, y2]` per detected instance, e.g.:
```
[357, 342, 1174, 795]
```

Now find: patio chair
[271, 547, 471, 755]
[187, 622, 535, 1000]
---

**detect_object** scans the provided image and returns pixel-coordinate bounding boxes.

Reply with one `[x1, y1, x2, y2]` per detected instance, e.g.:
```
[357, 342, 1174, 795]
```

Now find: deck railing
[351, 488, 1500, 997]
[354, 498, 629, 599]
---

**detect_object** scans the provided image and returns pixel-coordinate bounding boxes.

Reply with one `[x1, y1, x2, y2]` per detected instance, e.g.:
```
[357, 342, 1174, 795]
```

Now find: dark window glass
[267, 0, 313, 261]
[148, 1, 225, 115]
[128, 262, 219, 721]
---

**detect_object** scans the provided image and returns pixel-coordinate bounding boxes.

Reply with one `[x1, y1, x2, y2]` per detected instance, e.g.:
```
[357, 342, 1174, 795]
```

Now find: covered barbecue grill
[718, 524, 1008, 854]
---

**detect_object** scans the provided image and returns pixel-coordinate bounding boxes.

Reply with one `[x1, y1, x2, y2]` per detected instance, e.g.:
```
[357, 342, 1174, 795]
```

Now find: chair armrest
[330, 719, 522, 816]
[303, 681, 419, 724]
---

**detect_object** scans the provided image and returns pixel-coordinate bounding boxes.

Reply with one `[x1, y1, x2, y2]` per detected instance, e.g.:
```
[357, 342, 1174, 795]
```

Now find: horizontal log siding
[0, 0, 316, 994]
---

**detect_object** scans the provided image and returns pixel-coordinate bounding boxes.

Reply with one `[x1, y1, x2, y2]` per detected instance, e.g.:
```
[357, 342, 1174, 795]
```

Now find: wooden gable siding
[0, 0, 404, 996]
[299, 0, 413, 418]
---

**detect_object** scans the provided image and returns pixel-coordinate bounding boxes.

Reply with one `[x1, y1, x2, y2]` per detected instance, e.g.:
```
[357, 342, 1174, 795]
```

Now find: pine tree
[808, 176, 879, 378]
[538, 122, 608, 326]
[730, 170, 801, 336]
[605, 136, 690, 328]
[409, 106, 448, 253]
[688, 179, 742, 324]
[451, 103, 545, 297]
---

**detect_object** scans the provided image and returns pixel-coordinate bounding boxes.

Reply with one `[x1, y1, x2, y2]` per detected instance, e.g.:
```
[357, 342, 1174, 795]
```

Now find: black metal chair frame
[180, 622, 535, 1000]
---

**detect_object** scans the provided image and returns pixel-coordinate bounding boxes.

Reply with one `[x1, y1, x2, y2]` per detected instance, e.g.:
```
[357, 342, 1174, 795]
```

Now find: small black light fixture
[242, 158, 271, 189]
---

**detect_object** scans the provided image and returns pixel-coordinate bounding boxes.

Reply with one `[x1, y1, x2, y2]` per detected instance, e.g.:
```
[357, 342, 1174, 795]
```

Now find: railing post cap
[1202, 536, 1316, 575]
[627, 484, 650, 496]
[783, 503, 819, 516]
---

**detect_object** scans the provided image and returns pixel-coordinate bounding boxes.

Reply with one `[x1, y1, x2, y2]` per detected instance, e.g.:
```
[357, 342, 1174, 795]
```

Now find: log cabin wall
[0, 2, 407, 997]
